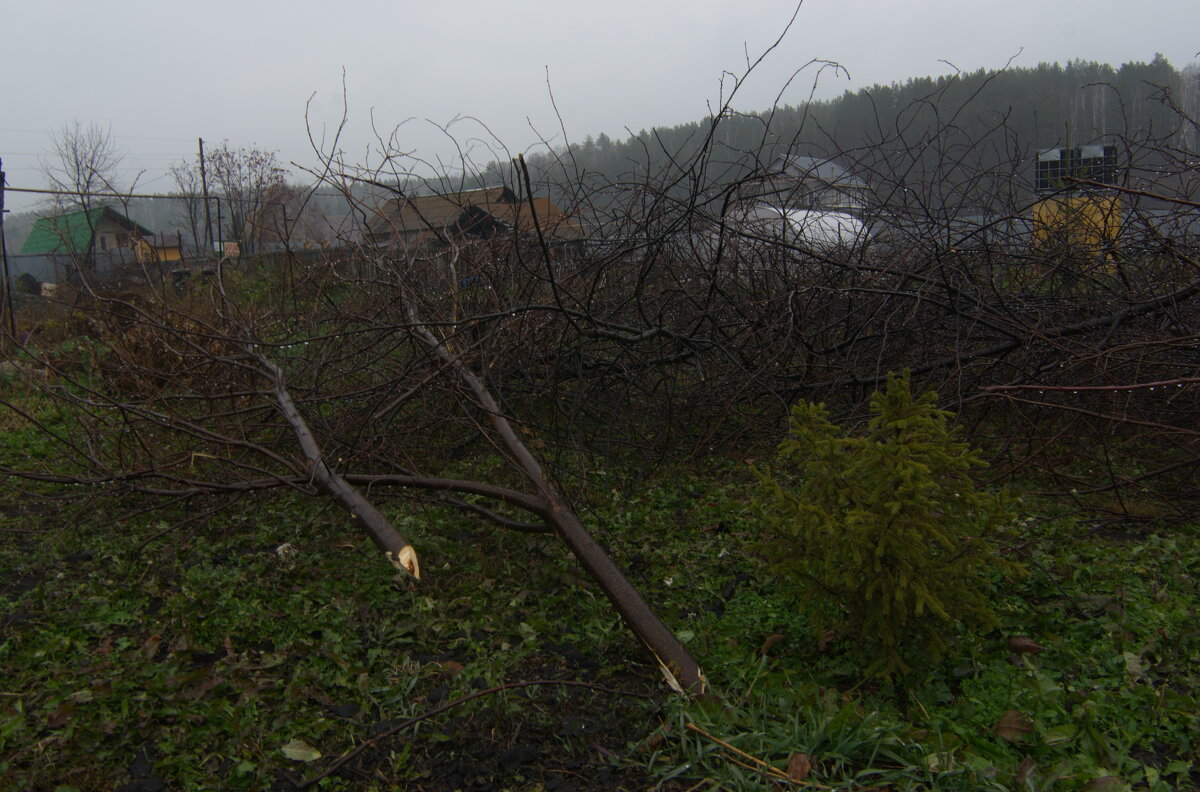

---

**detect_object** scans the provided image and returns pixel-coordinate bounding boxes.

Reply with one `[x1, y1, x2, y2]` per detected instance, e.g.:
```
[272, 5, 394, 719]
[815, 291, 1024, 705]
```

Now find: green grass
[630, 478, 1200, 791]
[1, 453, 1197, 790]
[0, 491, 663, 790]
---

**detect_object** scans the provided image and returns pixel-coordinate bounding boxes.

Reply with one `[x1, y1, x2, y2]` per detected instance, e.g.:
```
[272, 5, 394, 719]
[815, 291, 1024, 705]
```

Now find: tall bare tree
[40, 121, 126, 215]
[168, 157, 207, 255]
[205, 142, 288, 254]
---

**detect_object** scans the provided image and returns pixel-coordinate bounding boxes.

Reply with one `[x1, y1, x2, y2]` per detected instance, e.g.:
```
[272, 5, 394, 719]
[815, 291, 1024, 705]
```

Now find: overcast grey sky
[2, 0, 1197, 212]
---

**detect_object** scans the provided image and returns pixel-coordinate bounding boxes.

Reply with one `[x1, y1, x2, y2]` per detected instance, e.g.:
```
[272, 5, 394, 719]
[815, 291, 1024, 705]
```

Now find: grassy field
[1, 444, 1198, 791]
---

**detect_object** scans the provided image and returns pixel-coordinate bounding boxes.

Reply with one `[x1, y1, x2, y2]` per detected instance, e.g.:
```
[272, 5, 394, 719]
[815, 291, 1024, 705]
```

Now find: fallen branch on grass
[684, 722, 832, 789]
[254, 351, 420, 578]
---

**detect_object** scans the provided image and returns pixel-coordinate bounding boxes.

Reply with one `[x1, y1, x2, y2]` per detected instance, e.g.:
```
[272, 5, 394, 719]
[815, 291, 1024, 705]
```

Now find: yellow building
[1032, 145, 1123, 254]
[1032, 194, 1122, 252]
[132, 236, 183, 264]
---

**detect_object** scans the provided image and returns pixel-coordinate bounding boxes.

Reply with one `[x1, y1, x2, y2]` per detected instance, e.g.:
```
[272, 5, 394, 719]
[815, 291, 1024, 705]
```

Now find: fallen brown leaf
[1016, 755, 1037, 785]
[994, 709, 1034, 742]
[760, 633, 786, 656]
[1083, 777, 1124, 791]
[191, 673, 223, 699]
[439, 660, 465, 677]
[141, 633, 162, 661]
[640, 723, 672, 753]
[46, 703, 74, 729]
[1008, 636, 1044, 655]
[786, 752, 812, 782]
[303, 687, 335, 708]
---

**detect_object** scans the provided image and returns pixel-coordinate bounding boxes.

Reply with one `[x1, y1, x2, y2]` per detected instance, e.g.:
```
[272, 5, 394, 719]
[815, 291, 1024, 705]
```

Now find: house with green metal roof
[20, 207, 154, 256]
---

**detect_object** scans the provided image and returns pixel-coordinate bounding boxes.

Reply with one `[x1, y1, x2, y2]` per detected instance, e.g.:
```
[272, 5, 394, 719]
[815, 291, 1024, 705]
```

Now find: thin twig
[295, 679, 651, 789]
[1063, 176, 1200, 209]
[684, 722, 832, 788]
[684, 722, 791, 782]
[132, 497, 233, 555]
[981, 376, 1200, 393]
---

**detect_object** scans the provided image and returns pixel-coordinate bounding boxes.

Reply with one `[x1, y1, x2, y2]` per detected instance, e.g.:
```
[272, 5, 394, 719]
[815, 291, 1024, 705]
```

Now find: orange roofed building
[365, 186, 584, 250]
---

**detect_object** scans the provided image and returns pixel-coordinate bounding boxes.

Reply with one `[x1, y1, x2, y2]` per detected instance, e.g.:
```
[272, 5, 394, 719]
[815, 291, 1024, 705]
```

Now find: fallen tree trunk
[408, 307, 707, 695]
[252, 330, 706, 694]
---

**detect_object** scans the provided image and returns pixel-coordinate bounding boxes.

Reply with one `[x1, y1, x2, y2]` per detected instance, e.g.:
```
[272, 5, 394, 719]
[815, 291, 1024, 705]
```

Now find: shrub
[15, 272, 40, 295]
[755, 372, 1014, 675]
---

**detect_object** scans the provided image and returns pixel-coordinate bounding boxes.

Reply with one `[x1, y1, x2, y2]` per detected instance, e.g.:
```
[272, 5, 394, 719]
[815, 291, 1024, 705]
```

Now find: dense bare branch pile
[3, 71, 1199, 693]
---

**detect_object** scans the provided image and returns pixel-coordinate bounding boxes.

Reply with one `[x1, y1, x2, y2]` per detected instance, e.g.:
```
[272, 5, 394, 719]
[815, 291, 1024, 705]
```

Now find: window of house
[98, 235, 108, 251]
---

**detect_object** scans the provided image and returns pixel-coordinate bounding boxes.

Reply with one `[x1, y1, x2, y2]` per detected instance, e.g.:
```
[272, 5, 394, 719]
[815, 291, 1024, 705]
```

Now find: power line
[6, 185, 207, 201]
[4, 185, 356, 202]
[0, 152, 190, 160]
[0, 127, 197, 143]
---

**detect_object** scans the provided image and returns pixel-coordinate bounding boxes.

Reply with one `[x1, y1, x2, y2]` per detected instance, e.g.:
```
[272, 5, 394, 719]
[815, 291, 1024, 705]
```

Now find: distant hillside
[505, 55, 1200, 211]
[6, 56, 1195, 250]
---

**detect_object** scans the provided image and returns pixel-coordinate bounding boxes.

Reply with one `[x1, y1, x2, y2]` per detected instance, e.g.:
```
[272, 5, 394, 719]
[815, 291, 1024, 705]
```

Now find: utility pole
[199, 137, 213, 254]
[0, 158, 16, 344]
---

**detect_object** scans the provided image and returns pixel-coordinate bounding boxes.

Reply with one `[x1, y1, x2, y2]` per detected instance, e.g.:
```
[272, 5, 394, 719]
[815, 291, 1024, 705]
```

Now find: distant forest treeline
[6, 55, 1198, 251]
[509, 54, 1200, 219]
[535, 55, 1199, 182]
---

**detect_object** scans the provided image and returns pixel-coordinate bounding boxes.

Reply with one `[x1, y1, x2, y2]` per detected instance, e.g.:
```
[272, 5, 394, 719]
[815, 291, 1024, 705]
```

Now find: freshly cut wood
[255, 352, 420, 579]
